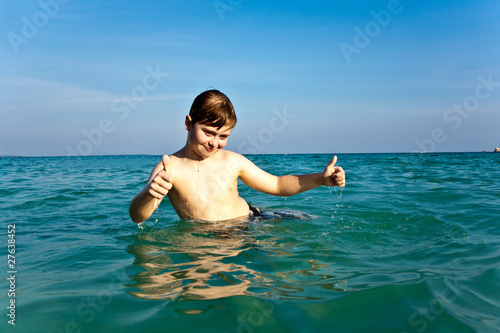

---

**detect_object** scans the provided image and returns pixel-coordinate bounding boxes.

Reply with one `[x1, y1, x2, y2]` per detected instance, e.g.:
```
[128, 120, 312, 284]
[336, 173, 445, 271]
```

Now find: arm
[238, 155, 345, 197]
[129, 155, 174, 223]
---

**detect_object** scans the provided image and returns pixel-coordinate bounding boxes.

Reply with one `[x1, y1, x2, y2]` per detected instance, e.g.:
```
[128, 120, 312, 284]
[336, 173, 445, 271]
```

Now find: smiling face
[185, 116, 232, 160]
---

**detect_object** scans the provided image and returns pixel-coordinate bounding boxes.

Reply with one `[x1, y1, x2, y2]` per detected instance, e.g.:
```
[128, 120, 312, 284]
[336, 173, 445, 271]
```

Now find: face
[185, 117, 232, 159]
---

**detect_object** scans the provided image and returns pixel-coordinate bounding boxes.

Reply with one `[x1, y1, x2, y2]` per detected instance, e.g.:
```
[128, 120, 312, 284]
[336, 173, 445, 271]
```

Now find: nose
[209, 136, 218, 148]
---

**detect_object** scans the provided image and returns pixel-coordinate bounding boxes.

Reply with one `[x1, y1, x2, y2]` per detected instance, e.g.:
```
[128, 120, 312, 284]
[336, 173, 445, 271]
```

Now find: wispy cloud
[83, 33, 199, 48]
[1, 76, 189, 113]
[2, 76, 116, 111]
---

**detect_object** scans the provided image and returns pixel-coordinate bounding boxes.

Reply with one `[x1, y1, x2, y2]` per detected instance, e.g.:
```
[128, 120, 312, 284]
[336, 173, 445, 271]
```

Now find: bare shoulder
[219, 149, 245, 161]
[218, 150, 251, 170]
[168, 153, 183, 165]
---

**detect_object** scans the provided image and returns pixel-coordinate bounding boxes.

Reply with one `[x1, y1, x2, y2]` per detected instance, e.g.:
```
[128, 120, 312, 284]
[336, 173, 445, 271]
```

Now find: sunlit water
[1, 153, 499, 332]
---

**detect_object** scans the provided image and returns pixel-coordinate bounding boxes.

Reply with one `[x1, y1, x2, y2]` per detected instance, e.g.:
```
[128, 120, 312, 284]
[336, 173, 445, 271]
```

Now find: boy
[129, 89, 345, 223]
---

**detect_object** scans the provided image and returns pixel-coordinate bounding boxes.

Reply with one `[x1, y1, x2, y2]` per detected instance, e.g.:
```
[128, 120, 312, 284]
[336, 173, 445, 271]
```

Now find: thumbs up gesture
[148, 155, 175, 200]
[322, 156, 345, 187]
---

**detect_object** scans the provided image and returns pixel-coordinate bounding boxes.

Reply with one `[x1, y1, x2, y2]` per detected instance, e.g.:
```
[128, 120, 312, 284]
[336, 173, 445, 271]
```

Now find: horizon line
[2, 151, 498, 158]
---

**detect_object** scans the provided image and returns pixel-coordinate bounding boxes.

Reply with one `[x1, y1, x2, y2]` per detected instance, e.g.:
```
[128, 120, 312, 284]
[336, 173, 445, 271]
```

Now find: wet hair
[189, 89, 237, 129]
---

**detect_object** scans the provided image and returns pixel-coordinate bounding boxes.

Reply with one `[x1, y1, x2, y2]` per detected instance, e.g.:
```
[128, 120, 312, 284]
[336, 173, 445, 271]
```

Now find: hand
[322, 156, 345, 187]
[148, 155, 174, 200]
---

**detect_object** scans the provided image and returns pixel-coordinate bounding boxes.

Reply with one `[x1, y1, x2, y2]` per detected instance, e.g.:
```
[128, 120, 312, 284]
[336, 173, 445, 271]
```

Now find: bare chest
[170, 161, 240, 206]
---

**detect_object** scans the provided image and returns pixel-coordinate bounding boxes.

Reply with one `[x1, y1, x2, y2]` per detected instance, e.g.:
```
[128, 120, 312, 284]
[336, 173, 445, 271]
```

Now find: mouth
[203, 145, 216, 152]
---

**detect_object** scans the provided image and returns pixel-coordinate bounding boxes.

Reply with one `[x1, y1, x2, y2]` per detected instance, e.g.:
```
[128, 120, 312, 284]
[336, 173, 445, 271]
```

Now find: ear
[185, 115, 192, 131]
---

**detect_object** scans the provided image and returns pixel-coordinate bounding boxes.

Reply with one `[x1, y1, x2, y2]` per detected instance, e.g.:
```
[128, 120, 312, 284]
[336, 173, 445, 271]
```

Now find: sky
[1, 0, 499, 156]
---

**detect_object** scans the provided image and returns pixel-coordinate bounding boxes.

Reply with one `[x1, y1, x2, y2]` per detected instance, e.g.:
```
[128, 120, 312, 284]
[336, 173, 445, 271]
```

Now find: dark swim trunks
[248, 204, 263, 216]
[248, 204, 312, 220]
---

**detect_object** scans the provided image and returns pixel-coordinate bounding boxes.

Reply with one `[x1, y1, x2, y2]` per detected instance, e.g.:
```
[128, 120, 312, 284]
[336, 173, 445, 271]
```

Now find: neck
[180, 145, 207, 162]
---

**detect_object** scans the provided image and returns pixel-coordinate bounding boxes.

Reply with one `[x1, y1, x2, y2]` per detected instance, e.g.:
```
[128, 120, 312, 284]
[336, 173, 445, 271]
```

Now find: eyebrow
[202, 127, 231, 136]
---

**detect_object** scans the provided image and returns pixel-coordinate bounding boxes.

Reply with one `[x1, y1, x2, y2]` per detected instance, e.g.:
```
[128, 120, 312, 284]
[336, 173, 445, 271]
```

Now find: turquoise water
[1, 153, 500, 332]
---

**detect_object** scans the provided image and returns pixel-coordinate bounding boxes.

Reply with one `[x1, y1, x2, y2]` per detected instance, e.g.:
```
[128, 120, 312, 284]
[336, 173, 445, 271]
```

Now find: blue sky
[1, 0, 499, 156]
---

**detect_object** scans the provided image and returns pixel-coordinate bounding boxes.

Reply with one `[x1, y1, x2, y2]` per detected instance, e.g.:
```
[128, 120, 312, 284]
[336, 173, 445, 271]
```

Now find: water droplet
[334, 186, 344, 200]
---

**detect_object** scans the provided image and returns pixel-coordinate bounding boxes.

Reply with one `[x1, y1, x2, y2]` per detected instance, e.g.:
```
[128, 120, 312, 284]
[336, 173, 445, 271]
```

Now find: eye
[203, 130, 213, 136]
[220, 135, 229, 140]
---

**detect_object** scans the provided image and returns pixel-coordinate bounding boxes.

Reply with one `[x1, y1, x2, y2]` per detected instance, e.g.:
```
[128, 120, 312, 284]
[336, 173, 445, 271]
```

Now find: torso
[167, 150, 250, 221]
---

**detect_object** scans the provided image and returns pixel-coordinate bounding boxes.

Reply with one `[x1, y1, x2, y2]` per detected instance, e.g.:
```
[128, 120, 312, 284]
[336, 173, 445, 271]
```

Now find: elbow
[129, 211, 142, 224]
[129, 202, 146, 224]
[272, 192, 291, 197]
[130, 215, 145, 224]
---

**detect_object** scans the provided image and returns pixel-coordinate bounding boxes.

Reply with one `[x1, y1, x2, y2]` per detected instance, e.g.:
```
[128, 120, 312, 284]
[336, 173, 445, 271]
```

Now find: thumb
[327, 156, 338, 171]
[323, 156, 338, 177]
[162, 155, 170, 172]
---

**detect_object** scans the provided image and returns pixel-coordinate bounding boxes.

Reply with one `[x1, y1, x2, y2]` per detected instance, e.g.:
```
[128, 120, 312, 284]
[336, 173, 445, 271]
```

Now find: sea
[1, 153, 499, 333]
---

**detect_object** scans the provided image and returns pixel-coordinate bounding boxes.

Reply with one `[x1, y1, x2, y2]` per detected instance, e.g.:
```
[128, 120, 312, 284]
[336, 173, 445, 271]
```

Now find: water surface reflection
[127, 216, 348, 301]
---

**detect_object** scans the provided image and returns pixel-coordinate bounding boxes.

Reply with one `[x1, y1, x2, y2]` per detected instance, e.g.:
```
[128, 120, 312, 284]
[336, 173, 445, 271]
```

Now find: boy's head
[188, 90, 237, 129]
